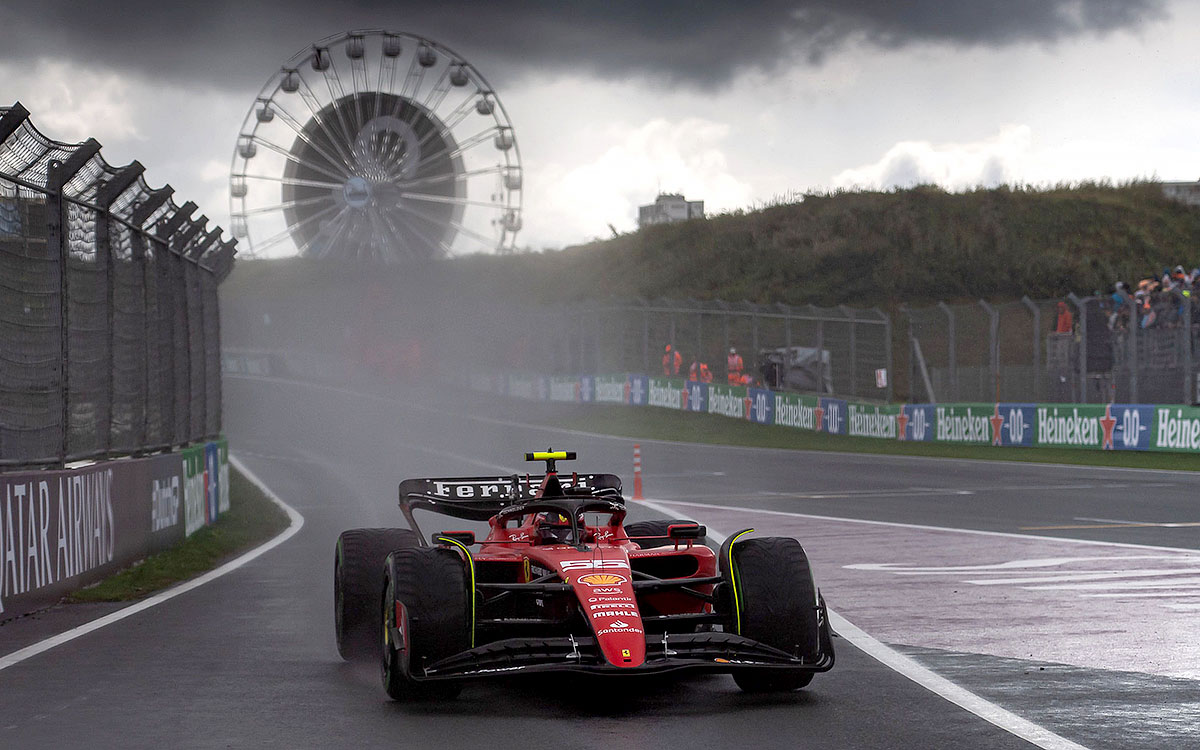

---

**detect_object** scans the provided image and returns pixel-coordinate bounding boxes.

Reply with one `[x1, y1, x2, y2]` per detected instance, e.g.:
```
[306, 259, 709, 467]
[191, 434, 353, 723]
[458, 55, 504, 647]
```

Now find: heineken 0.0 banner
[847, 403, 901, 439]
[774, 392, 821, 431]
[473, 367, 1200, 456]
[707, 384, 747, 419]
[648, 378, 687, 410]
[593, 375, 629, 405]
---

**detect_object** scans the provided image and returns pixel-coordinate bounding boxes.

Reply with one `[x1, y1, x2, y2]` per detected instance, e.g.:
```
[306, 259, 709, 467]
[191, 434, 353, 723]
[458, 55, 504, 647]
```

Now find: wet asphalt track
[2, 375, 1199, 749]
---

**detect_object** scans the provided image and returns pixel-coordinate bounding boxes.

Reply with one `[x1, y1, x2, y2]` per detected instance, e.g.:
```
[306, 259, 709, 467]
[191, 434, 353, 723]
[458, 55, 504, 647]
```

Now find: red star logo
[1100, 404, 1117, 450]
[896, 405, 909, 440]
[681, 387, 689, 410]
[623, 381, 631, 403]
[743, 397, 752, 420]
[989, 404, 1005, 446]
[814, 403, 825, 432]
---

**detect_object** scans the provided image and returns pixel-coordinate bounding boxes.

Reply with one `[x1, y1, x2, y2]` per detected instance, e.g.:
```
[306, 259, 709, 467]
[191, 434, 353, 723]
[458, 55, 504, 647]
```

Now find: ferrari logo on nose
[622, 649, 631, 658]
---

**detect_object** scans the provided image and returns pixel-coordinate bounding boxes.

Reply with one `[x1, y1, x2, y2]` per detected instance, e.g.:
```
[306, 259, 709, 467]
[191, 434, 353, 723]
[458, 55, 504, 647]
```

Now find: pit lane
[2, 376, 1196, 749]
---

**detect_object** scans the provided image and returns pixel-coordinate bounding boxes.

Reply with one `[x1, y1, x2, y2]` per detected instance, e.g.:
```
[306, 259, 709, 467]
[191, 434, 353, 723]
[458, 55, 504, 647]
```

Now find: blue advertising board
[748, 387, 773, 425]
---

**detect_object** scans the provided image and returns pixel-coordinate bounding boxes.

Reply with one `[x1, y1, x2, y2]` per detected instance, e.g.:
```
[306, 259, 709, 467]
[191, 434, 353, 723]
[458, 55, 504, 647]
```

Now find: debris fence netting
[0, 102, 235, 468]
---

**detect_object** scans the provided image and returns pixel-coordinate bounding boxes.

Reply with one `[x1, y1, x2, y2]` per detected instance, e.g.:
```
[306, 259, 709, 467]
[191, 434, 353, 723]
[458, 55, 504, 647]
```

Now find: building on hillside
[1162, 180, 1200, 207]
[637, 193, 704, 228]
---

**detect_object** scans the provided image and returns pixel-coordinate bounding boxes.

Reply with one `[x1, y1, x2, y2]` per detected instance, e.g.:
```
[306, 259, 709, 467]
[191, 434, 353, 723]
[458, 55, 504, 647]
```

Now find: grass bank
[68, 466, 289, 602]
[508, 401, 1200, 473]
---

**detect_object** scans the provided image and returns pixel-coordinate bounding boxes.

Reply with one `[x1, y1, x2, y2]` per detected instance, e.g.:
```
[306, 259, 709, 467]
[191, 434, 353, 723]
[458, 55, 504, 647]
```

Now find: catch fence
[0, 102, 235, 468]
[552, 299, 893, 402]
[904, 295, 1198, 407]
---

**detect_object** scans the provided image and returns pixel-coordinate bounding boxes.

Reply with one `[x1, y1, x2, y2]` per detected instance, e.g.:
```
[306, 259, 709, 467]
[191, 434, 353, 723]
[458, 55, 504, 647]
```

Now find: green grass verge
[68, 467, 289, 603]
[512, 401, 1200, 472]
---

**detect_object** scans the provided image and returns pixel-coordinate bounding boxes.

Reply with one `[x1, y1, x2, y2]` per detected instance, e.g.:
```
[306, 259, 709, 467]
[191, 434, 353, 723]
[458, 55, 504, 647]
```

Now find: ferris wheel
[229, 29, 522, 261]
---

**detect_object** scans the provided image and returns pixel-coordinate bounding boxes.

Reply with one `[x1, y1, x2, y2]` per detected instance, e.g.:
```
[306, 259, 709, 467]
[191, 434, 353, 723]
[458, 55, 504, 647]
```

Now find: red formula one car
[334, 451, 834, 699]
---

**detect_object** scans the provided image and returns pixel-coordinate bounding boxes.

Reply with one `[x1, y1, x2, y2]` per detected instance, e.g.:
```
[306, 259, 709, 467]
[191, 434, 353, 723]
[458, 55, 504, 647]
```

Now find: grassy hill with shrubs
[227, 181, 1200, 313]
[447, 181, 1200, 307]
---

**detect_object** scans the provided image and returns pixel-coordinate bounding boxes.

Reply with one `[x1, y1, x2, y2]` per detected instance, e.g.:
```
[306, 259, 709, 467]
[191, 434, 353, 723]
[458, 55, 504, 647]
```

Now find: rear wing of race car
[398, 473, 623, 540]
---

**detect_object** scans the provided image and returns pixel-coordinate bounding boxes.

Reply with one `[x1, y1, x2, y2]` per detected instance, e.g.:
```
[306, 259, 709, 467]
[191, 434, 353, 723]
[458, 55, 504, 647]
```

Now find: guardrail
[468, 372, 1200, 454]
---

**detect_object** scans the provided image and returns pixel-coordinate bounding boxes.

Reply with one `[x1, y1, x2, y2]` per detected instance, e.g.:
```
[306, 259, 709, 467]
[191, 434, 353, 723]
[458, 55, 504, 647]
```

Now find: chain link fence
[904, 294, 1198, 406]
[549, 299, 893, 402]
[0, 102, 235, 468]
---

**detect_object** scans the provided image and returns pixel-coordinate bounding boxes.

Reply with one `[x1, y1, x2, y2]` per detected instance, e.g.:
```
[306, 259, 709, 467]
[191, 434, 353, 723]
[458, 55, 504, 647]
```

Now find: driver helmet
[536, 511, 573, 544]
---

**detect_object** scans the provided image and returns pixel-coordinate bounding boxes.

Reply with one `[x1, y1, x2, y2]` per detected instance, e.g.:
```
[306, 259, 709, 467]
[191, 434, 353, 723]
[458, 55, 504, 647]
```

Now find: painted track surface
[2, 376, 1197, 748]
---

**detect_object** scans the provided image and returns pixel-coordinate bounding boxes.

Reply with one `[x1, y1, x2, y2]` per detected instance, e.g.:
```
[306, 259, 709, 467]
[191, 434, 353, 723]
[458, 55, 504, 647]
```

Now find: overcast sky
[1, 0, 1195, 251]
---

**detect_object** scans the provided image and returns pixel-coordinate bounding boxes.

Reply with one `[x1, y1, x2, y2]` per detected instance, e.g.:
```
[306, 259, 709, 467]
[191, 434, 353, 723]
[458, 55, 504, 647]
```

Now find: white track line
[637, 496, 1090, 750]
[649, 498, 1200, 555]
[0, 455, 304, 672]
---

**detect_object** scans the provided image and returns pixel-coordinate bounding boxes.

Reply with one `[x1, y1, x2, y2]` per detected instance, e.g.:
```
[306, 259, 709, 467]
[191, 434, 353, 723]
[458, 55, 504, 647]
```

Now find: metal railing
[0, 102, 235, 468]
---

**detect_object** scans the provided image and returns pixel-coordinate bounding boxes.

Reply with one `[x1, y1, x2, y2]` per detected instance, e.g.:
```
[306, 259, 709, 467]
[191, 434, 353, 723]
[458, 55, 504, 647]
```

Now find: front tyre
[381, 547, 470, 700]
[334, 528, 417, 661]
[720, 536, 821, 693]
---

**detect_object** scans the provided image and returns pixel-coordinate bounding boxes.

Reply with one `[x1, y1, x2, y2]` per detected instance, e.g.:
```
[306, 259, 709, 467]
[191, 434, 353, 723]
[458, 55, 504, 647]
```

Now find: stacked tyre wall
[0, 438, 229, 621]
[469, 373, 1200, 454]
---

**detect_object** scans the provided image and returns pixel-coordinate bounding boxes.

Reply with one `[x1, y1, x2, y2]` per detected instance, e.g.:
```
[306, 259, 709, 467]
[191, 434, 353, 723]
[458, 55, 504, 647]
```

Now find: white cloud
[4, 60, 142, 144]
[523, 117, 752, 248]
[832, 124, 1033, 190]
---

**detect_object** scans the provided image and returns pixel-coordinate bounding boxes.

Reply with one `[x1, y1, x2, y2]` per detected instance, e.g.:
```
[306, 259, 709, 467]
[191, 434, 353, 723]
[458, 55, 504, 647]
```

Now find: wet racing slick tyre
[382, 547, 470, 701]
[335, 528, 418, 661]
[720, 536, 820, 693]
[624, 519, 699, 548]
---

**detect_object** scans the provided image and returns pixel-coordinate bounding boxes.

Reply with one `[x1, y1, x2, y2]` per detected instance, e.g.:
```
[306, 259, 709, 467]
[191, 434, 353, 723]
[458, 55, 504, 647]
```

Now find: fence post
[937, 301, 956, 401]
[1184, 292, 1193, 404]
[130, 187, 172, 448]
[840, 305, 857, 397]
[640, 300, 649, 374]
[979, 300, 999, 402]
[97, 163, 145, 455]
[781, 304, 793, 386]
[1021, 296, 1041, 402]
[879, 307, 893, 404]
[155, 201, 195, 446]
[46, 139, 101, 465]
[1067, 293, 1087, 402]
[1123, 290, 1138, 403]
[750, 303, 759, 363]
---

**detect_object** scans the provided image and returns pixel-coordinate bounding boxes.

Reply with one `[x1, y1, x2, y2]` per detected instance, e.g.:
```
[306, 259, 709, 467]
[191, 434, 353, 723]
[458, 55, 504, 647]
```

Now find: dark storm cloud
[0, 0, 1166, 91]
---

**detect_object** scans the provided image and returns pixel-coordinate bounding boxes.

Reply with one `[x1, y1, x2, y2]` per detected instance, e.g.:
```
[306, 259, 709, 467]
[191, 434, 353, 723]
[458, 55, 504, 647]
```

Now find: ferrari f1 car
[334, 451, 834, 699]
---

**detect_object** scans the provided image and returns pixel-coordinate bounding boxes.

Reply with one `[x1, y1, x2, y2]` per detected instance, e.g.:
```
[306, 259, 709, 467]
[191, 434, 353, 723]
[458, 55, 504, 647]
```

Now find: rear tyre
[334, 528, 418, 661]
[382, 547, 470, 700]
[720, 536, 820, 693]
[624, 519, 698, 548]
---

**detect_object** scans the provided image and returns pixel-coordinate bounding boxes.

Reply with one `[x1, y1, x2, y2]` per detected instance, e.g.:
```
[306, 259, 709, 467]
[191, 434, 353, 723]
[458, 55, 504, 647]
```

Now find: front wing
[401, 604, 835, 682]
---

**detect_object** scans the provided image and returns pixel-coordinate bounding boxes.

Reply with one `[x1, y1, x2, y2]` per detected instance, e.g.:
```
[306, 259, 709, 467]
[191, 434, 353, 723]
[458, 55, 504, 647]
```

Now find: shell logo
[578, 573, 628, 586]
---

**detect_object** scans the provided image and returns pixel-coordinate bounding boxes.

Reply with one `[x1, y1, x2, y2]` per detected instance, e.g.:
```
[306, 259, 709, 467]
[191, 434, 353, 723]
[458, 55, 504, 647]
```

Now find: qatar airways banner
[0, 439, 229, 622]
